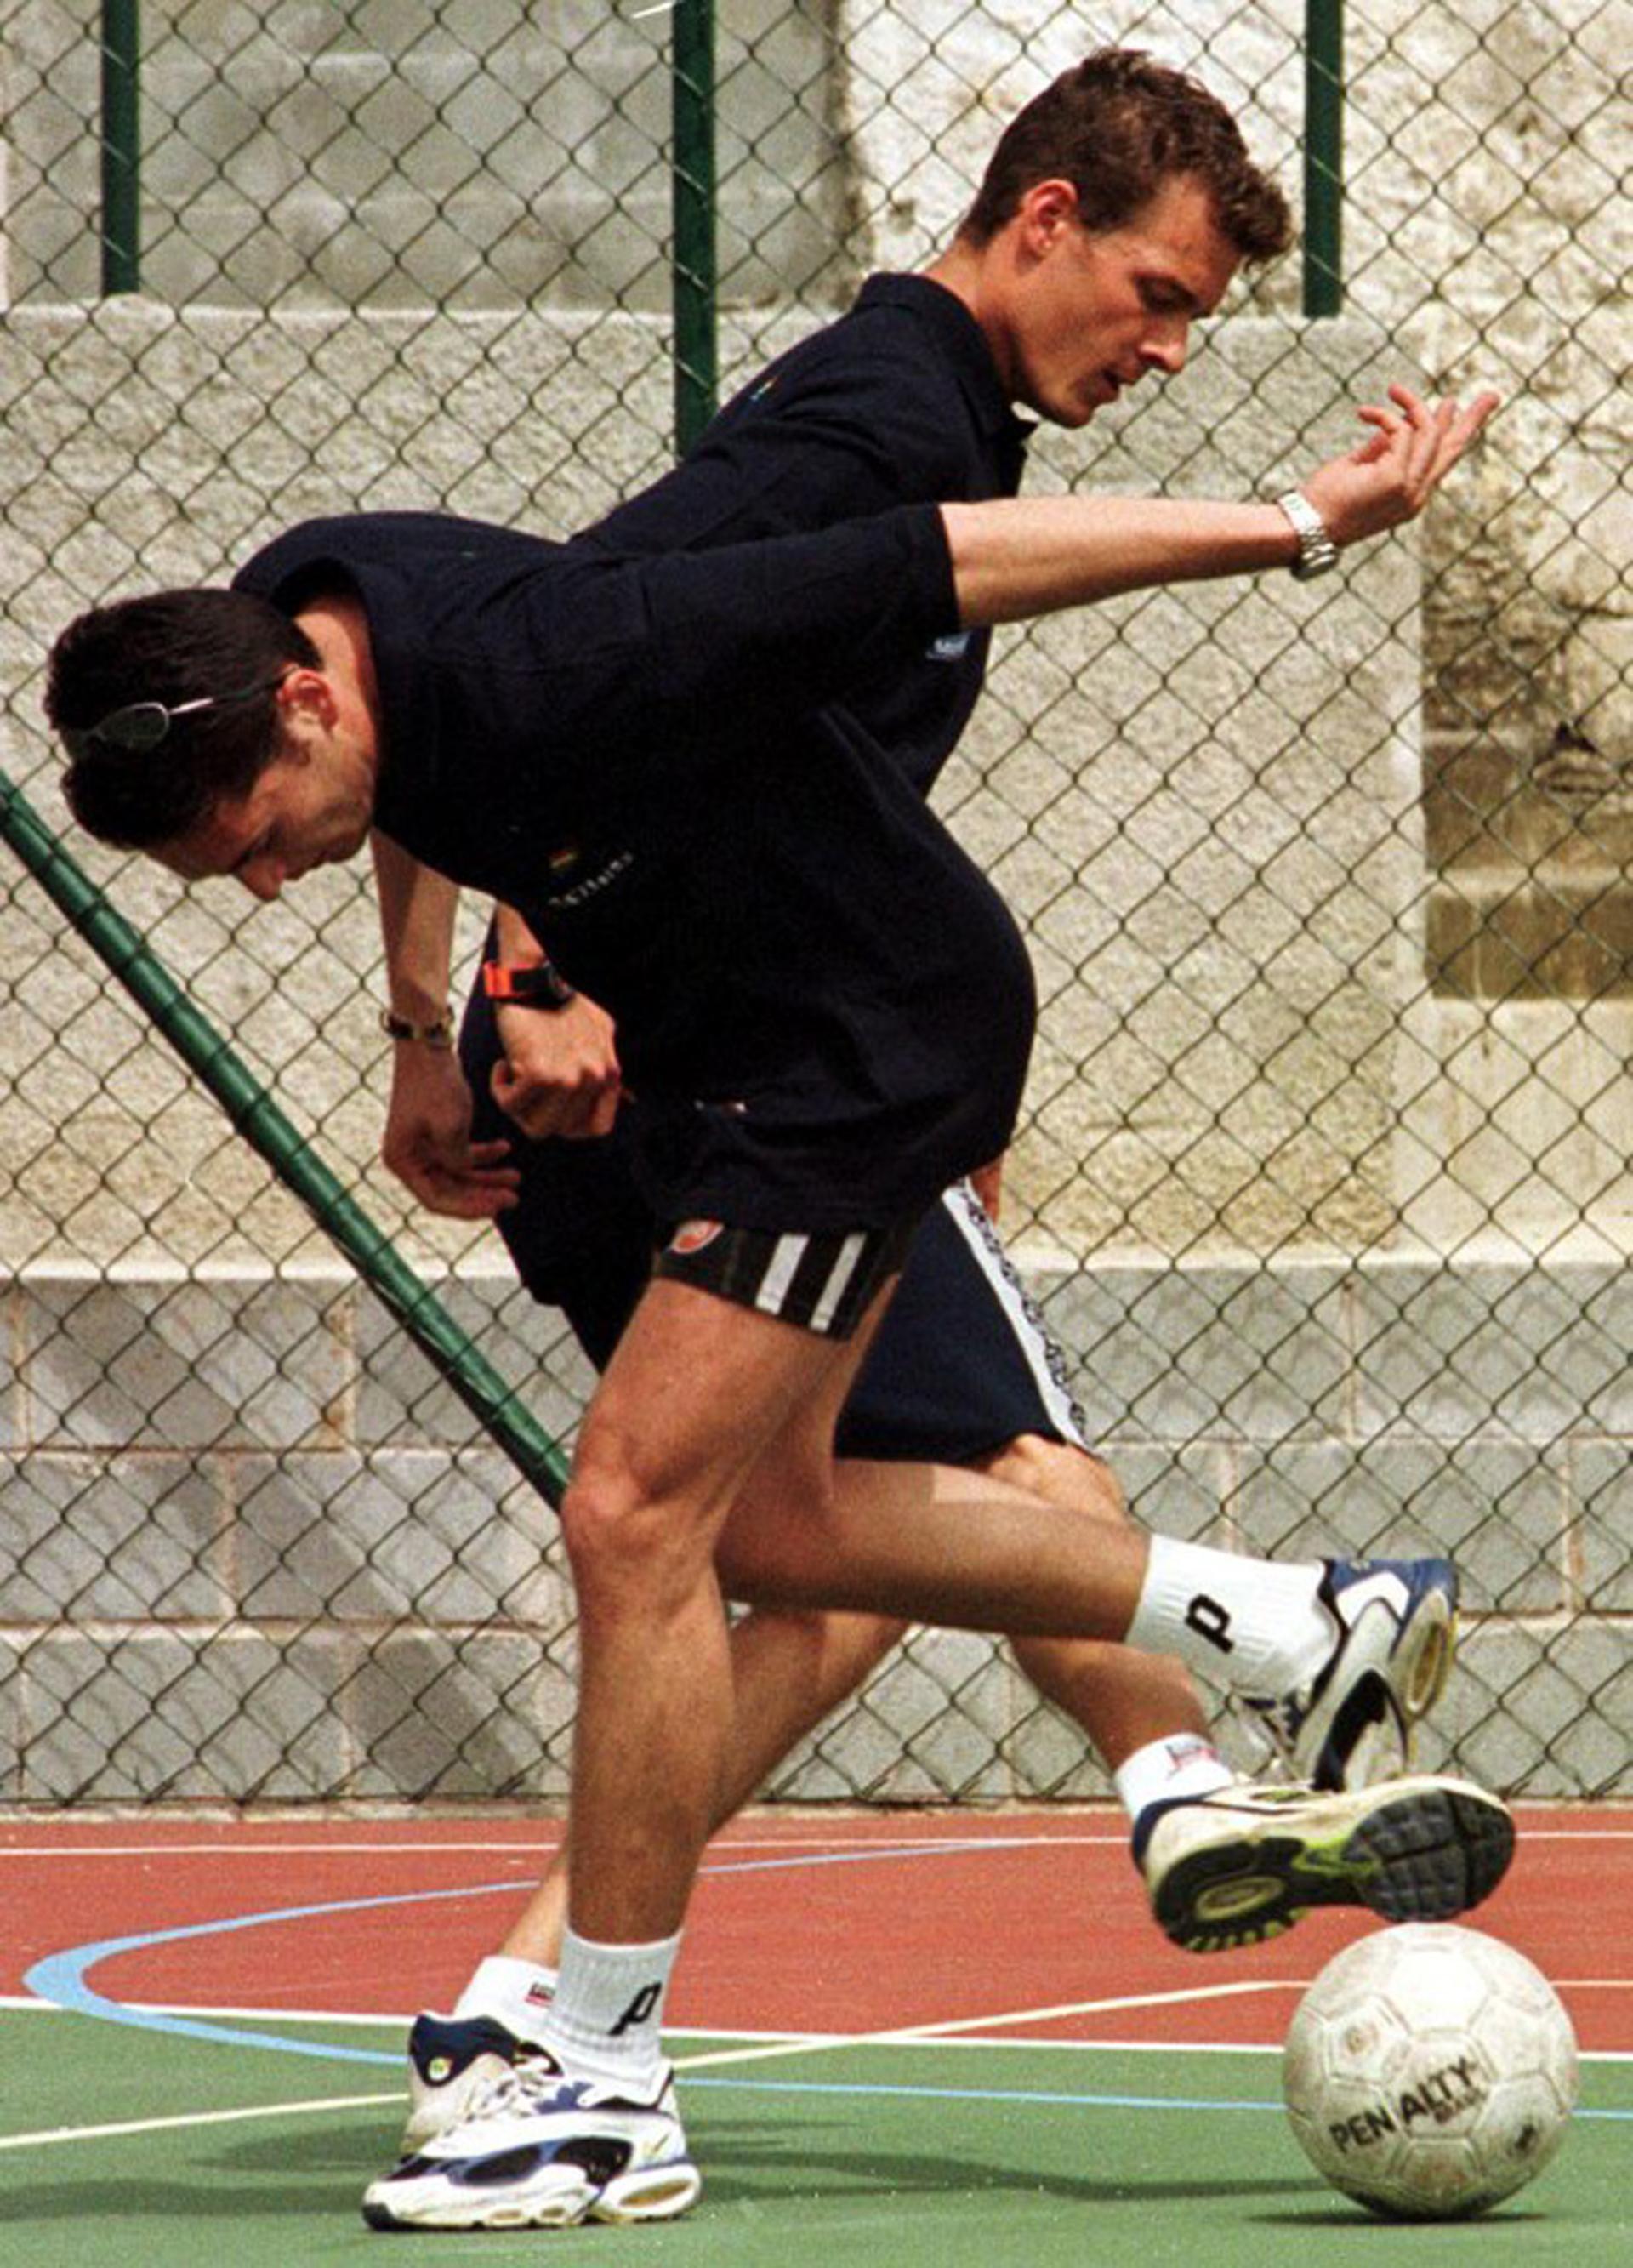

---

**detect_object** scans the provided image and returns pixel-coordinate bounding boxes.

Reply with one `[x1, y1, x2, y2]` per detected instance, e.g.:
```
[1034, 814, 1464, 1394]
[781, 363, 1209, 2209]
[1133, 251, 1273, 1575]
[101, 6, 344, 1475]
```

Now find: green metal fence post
[100, 0, 142, 295]
[1303, 0, 1344, 317]
[0, 767, 572, 1507]
[672, 0, 718, 455]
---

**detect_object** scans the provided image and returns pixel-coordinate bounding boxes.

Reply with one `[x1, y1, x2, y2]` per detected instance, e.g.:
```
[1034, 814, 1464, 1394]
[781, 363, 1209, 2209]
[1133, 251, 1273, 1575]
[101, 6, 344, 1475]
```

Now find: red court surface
[3, 1805, 1628, 2054]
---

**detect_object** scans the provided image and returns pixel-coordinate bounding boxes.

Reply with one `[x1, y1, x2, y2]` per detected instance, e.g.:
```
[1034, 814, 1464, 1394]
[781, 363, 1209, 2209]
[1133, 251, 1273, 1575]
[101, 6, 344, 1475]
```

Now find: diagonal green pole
[1303, 0, 1344, 317]
[0, 765, 570, 1506]
[100, 0, 142, 295]
[672, 0, 718, 455]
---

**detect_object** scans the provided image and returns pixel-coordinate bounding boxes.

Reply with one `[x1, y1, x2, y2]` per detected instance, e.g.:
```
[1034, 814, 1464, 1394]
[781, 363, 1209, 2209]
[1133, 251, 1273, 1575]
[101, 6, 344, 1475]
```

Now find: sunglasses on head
[61, 671, 288, 761]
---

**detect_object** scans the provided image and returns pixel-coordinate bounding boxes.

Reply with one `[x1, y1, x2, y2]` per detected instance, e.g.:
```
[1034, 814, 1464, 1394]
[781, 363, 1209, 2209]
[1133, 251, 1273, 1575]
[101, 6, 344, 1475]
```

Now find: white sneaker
[1134, 1775, 1515, 1955]
[364, 2049, 701, 2231]
[1248, 1556, 1459, 1790]
[400, 2010, 534, 2151]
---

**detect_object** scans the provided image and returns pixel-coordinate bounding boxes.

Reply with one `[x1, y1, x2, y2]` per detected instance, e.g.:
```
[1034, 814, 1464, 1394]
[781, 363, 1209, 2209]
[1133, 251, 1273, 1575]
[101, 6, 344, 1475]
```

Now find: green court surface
[2, 2010, 1626, 2265]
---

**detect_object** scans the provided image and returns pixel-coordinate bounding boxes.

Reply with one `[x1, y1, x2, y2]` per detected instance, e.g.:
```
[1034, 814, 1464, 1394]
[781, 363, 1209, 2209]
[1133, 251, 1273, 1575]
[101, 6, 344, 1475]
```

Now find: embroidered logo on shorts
[668, 1219, 724, 1257]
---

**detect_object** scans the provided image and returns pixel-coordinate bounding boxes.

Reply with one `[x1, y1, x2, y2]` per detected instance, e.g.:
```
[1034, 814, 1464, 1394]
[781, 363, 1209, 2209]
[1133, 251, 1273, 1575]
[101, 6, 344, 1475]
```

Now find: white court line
[0, 2091, 400, 2153]
[673, 1980, 1313, 2071]
[3, 1824, 1629, 1860]
[5, 1984, 1630, 2152]
[0, 1833, 1127, 1857]
[0, 1988, 1294, 2157]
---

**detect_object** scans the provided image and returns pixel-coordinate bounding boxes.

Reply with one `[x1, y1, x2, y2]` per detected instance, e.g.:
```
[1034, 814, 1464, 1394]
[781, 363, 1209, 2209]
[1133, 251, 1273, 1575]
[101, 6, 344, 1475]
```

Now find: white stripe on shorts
[807, 1229, 868, 1335]
[940, 1182, 1089, 1448]
[755, 1233, 810, 1317]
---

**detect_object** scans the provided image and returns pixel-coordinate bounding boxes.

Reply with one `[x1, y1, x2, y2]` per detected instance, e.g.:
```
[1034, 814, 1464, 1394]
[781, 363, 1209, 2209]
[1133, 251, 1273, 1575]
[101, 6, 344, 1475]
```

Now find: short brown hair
[45, 590, 316, 849]
[961, 48, 1291, 265]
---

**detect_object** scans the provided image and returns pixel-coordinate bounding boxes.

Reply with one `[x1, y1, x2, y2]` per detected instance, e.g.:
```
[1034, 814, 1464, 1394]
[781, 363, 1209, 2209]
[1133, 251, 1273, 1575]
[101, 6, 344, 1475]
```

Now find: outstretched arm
[942, 383, 1499, 626]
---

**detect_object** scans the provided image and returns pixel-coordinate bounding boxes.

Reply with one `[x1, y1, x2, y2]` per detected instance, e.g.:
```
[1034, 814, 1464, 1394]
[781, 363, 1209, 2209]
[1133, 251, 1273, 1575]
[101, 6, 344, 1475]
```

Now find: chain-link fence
[1, 2, 1628, 1809]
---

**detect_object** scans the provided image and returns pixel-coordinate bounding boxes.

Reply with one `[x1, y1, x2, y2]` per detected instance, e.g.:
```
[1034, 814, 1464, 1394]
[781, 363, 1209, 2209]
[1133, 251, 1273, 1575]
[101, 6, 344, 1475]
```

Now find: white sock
[1112, 1733, 1236, 1822]
[453, 1953, 559, 2043]
[542, 1927, 682, 2091]
[1126, 1536, 1330, 1695]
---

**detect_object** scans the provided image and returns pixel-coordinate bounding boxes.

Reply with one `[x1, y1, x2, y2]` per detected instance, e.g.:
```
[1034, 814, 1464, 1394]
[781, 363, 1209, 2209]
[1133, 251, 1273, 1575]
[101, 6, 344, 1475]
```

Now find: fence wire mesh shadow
[0, 2, 1627, 1806]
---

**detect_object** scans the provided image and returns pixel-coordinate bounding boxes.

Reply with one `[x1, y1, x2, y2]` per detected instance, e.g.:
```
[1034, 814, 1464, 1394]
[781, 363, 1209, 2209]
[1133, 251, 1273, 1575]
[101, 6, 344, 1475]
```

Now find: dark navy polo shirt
[233, 503, 1034, 1230]
[579, 273, 1031, 798]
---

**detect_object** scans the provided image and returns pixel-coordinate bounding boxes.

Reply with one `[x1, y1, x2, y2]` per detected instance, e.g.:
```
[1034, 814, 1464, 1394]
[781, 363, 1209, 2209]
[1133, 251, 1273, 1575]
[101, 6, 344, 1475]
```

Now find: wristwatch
[1275, 489, 1340, 580]
[379, 1006, 454, 1049]
[482, 960, 578, 1011]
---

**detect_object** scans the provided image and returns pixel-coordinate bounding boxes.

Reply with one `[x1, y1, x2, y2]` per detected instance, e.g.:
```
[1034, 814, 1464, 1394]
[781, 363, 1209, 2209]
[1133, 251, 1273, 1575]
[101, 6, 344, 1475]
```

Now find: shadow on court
[0, 2109, 1322, 2226]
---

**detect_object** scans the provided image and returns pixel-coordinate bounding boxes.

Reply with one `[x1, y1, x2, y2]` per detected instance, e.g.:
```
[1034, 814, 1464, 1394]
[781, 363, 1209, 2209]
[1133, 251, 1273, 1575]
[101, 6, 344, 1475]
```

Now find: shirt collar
[852, 271, 1033, 444]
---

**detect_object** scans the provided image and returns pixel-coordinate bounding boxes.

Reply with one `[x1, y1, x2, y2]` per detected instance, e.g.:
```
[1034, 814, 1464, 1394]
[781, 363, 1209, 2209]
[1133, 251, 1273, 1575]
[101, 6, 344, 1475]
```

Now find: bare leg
[978, 1433, 1208, 1771]
[560, 1277, 885, 1942]
[716, 1450, 1155, 1638]
[500, 1605, 902, 1965]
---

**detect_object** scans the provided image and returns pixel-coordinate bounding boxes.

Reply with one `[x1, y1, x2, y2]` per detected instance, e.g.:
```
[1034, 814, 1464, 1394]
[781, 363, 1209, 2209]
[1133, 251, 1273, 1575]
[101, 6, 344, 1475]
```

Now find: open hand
[1300, 382, 1500, 547]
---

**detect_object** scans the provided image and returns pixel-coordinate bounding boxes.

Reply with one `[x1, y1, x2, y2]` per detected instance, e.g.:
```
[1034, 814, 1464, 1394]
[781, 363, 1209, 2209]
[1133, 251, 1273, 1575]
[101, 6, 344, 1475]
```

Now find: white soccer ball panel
[1283, 1924, 1578, 2222]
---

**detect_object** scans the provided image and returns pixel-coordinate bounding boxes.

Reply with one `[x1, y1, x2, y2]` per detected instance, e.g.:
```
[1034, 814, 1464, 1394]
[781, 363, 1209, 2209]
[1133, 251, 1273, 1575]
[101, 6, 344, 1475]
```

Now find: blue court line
[20, 1847, 1629, 2124]
[17, 1840, 1038, 2069]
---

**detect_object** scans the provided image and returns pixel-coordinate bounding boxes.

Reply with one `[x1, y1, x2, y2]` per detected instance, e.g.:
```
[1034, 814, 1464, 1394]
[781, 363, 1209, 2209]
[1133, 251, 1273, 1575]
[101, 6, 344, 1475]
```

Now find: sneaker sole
[589, 2163, 705, 2223]
[362, 2181, 595, 2231]
[1391, 1590, 1457, 1723]
[1152, 1779, 1515, 1955]
[1303, 1581, 1458, 1790]
[361, 2157, 702, 2232]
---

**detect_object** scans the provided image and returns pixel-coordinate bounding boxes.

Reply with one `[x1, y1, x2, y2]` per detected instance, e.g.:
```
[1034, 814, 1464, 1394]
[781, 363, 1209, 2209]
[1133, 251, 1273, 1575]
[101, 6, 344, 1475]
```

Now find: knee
[976, 1433, 1129, 1525]
[558, 1450, 708, 1617]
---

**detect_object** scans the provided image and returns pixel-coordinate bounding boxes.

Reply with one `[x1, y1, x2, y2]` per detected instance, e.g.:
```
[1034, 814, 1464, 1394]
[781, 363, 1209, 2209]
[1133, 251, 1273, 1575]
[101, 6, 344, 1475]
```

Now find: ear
[273, 666, 339, 748]
[1015, 178, 1082, 257]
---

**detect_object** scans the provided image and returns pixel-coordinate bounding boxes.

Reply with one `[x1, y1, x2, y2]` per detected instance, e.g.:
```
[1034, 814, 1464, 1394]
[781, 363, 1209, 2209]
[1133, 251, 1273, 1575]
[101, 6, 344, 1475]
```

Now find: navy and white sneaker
[1249, 1557, 1459, 1791]
[1134, 1775, 1515, 1955]
[363, 2049, 701, 2231]
[400, 2011, 536, 2152]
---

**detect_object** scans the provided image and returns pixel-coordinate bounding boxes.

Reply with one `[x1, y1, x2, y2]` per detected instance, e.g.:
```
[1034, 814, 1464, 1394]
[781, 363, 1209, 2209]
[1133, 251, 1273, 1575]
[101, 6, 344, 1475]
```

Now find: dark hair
[44, 589, 319, 850]
[961, 48, 1291, 265]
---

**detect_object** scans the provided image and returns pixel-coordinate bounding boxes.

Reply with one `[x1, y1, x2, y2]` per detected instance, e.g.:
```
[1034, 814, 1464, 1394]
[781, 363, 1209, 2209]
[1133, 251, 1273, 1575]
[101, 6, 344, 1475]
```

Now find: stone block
[0, 1450, 229, 1621]
[1572, 1441, 1633, 1612]
[341, 1629, 571, 1801]
[352, 1275, 589, 1465]
[18, 1627, 354, 1802]
[21, 1274, 351, 1452]
[226, 1448, 567, 1628]
[1422, 1617, 1633, 1797]
[1230, 1438, 1568, 1613]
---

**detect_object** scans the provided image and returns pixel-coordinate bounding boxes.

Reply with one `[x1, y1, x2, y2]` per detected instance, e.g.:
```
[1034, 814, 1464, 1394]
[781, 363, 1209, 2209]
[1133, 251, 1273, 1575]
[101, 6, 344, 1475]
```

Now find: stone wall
[1, 1, 1626, 1804]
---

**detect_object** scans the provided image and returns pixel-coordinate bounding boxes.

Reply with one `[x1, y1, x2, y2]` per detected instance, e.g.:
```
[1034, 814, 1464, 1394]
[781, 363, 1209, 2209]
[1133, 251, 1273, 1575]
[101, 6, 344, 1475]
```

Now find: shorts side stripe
[807, 1230, 868, 1334]
[755, 1234, 811, 1317]
[939, 1183, 1089, 1448]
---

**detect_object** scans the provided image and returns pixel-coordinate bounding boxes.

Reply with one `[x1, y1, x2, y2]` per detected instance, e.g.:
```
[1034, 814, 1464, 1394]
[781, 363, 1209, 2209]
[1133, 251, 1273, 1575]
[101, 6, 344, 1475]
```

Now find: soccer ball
[1283, 1923, 1578, 2220]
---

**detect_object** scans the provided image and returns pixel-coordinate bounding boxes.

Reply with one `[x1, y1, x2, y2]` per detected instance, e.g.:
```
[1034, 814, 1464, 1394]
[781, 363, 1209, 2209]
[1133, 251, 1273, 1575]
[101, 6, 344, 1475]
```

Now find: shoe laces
[465, 2053, 669, 2126]
[463, 2053, 576, 2124]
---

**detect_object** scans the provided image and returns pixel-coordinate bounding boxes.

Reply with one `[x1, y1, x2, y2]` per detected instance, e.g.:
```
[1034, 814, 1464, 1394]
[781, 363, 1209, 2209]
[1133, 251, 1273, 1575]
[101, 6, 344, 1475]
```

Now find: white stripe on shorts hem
[808, 1230, 868, 1334]
[755, 1233, 809, 1317]
[940, 1182, 1089, 1447]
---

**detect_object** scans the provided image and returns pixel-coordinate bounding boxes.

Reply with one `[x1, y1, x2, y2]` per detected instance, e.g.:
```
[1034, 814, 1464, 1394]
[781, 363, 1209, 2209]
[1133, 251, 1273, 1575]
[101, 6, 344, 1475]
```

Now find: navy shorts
[652, 1216, 919, 1341]
[461, 992, 1087, 1460]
